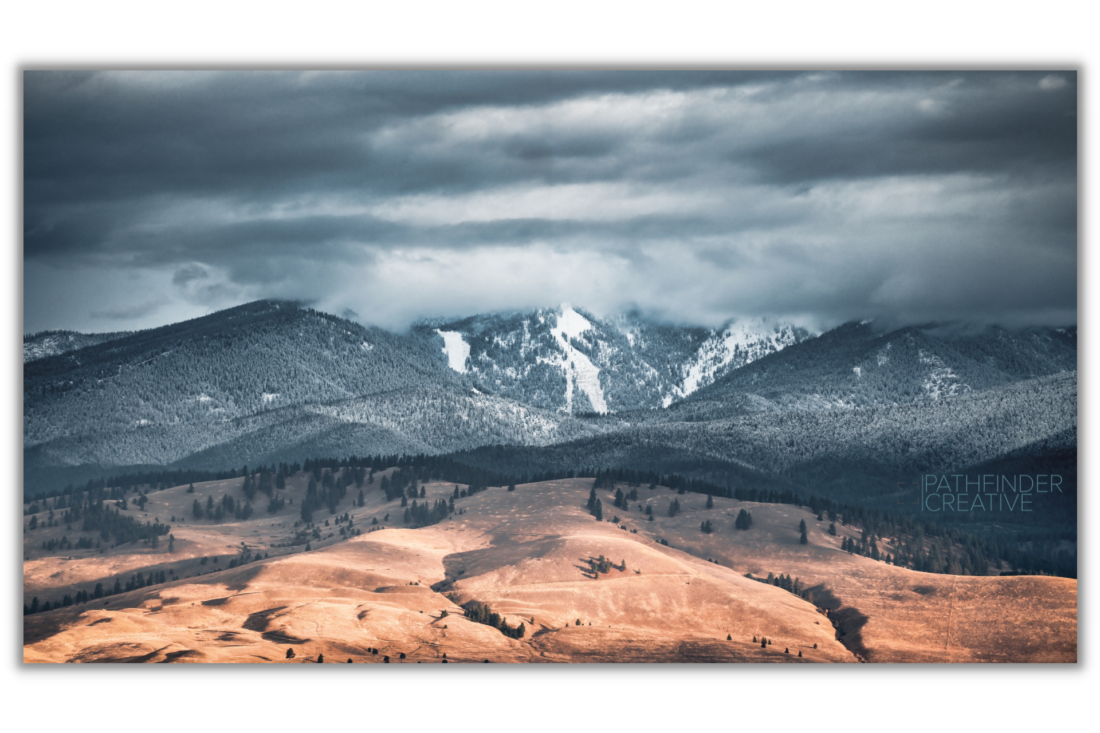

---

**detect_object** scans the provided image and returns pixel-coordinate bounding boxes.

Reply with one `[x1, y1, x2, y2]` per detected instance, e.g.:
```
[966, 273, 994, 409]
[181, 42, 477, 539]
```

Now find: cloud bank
[23, 70, 1077, 333]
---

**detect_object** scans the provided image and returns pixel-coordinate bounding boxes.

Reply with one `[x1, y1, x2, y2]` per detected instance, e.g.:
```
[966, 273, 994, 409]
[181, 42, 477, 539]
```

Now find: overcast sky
[23, 70, 1077, 334]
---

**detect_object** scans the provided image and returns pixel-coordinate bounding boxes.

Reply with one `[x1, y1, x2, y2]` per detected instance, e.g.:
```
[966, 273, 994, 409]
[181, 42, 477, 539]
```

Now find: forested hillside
[454, 371, 1077, 507]
[23, 330, 132, 363]
[683, 321, 1076, 413]
[24, 300, 1077, 513]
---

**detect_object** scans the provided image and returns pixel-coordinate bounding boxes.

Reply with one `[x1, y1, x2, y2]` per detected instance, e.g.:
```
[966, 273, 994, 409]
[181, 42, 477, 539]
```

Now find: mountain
[680, 321, 1077, 414]
[414, 304, 810, 413]
[24, 301, 469, 477]
[454, 371, 1077, 507]
[23, 330, 132, 363]
[23, 301, 1077, 511]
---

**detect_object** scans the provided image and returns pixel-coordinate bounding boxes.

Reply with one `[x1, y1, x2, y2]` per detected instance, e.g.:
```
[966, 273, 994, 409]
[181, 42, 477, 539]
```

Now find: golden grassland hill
[23, 475, 1076, 663]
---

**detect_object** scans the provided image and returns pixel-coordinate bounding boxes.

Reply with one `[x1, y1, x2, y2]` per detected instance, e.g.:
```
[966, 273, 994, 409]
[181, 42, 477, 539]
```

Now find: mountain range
[23, 300, 1077, 505]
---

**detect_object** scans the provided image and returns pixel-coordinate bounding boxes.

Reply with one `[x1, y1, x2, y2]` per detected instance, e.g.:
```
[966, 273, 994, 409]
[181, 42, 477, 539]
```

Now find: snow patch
[918, 349, 970, 399]
[674, 319, 806, 400]
[853, 367, 862, 378]
[550, 304, 608, 413]
[437, 330, 470, 373]
[262, 392, 280, 404]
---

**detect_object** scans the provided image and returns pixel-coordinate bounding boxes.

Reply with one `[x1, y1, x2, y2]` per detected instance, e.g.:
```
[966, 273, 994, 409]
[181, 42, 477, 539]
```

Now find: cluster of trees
[121, 570, 171, 592]
[463, 603, 526, 639]
[24, 563, 182, 616]
[40, 535, 95, 552]
[587, 487, 603, 521]
[735, 509, 754, 530]
[588, 555, 625, 575]
[612, 487, 638, 508]
[748, 572, 815, 604]
[299, 467, 359, 523]
[193, 493, 253, 522]
[700, 519, 714, 534]
[54, 499, 170, 546]
[403, 498, 451, 528]
[667, 498, 681, 517]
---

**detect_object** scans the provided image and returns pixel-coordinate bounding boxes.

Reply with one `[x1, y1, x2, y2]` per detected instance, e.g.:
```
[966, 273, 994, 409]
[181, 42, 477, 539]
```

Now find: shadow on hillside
[807, 583, 870, 661]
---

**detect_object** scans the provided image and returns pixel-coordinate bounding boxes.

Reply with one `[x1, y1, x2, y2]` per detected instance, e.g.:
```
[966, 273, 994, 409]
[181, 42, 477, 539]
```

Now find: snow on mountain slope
[666, 319, 812, 406]
[549, 304, 608, 413]
[416, 306, 808, 414]
[437, 329, 470, 373]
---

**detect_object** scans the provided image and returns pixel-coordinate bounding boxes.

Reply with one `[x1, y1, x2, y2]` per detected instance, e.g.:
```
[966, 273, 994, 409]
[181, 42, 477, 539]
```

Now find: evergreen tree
[594, 499, 603, 522]
[706, 494, 714, 509]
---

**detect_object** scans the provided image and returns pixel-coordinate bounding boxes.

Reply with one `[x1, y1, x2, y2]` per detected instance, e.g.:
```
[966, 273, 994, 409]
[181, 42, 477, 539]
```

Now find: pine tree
[286, 648, 295, 659]
[706, 494, 714, 509]
[594, 499, 603, 522]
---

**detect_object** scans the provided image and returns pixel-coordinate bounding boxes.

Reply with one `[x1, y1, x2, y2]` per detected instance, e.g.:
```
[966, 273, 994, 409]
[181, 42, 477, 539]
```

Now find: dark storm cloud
[23, 70, 1077, 333]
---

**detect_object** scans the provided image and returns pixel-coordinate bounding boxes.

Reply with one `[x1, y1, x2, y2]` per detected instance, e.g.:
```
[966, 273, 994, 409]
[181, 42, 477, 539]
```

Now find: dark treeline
[747, 572, 816, 604]
[26, 461, 305, 505]
[463, 603, 526, 639]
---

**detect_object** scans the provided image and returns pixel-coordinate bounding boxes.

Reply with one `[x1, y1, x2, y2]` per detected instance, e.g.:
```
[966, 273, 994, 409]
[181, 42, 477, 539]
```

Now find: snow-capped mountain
[682, 320, 1078, 412]
[23, 300, 1076, 498]
[415, 304, 810, 414]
